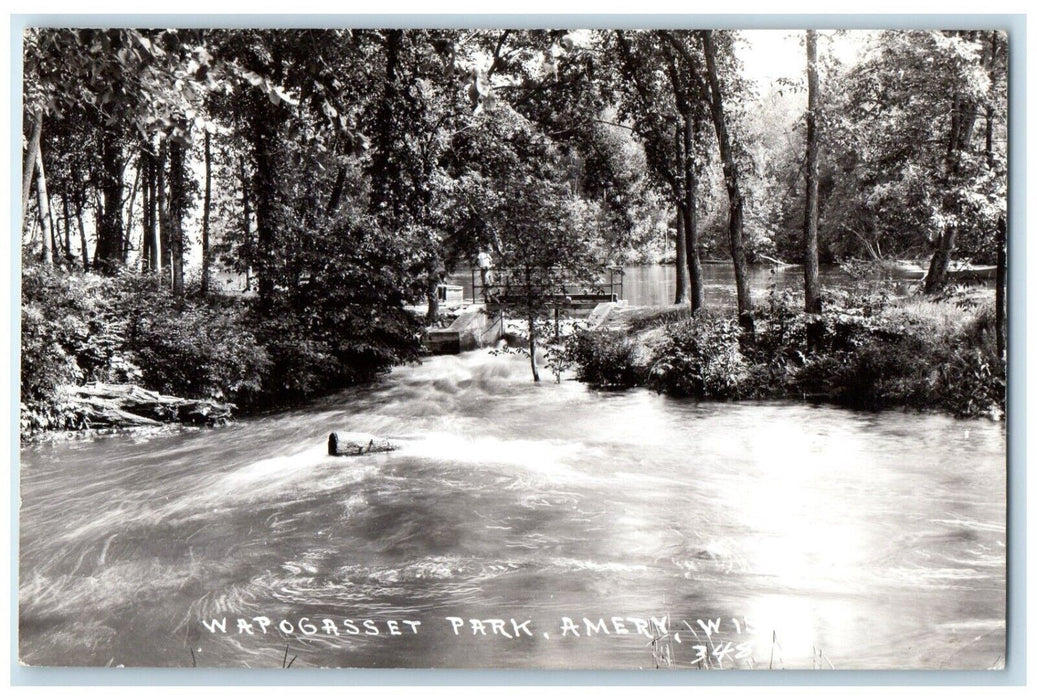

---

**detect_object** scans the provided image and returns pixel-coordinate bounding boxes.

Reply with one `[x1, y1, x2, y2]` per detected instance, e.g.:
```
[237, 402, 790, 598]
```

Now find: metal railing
[468, 267, 624, 306]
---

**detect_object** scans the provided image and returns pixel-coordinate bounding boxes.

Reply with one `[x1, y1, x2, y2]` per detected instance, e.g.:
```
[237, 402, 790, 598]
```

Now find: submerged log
[328, 432, 399, 456]
[64, 382, 234, 429]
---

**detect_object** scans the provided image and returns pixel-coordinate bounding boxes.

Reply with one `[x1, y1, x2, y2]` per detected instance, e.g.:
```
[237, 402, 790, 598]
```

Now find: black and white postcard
[17, 22, 1010, 672]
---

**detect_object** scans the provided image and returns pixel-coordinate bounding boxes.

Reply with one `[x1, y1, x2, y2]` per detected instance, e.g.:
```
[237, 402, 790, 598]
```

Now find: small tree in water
[494, 178, 599, 382]
[442, 107, 601, 382]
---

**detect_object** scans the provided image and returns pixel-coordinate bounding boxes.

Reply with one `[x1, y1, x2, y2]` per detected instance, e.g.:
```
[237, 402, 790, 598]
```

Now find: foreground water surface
[19, 350, 1005, 669]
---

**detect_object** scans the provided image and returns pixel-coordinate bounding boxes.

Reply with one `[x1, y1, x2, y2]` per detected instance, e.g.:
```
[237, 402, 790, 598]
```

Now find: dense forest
[20, 28, 1009, 432]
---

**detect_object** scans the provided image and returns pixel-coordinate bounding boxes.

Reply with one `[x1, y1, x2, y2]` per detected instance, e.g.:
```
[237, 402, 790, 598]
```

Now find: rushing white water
[19, 350, 1005, 669]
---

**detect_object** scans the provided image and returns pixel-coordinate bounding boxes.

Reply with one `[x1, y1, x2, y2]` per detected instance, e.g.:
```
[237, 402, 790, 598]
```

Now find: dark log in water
[328, 431, 399, 456]
[67, 382, 234, 428]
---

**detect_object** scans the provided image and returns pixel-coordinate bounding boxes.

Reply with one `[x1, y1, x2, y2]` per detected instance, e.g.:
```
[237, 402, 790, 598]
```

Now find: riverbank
[564, 287, 1005, 420]
[20, 382, 235, 445]
[20, 264, 423, 440]
[21, 261, 1003, 443]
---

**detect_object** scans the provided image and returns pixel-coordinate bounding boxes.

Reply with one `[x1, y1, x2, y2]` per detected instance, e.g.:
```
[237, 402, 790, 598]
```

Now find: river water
[620, 263, 878, 307]
[19, 350, 1005, 670]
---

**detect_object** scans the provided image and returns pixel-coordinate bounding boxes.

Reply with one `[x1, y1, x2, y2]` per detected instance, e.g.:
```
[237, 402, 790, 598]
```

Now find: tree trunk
[167, 137, 187, 295]
[924, 228, 956, 294]
[995, 214, 1006, 362]
[701, 30, 753, 329]
[923, 93, 958, 294]
[143, 154, 151, 271]
[145, 148, 160, 272]
[657, 32, 700, 310]
[985, 33, 999, 170]
[683, 114, 703, 311]
[327, 165, 348, 216]
[528, 313, 540, 383]
[50, 192, 65, 266]
[44, 159, 60, 265]
[250, 100, 279, 304]
[201, 131, 212, 295]
[95, 126, 124, 272]
[34, 141, 53, 266]
[240, 157, 253, 291]
[237, 157, 253, 292]
[803, 29, 822, 316]
[426, 275, 440, 325]
[27, 207, 38, 247]
[49, 212, 60, 269]
[985, 104, 995, 169]
[157, 141, 170, 273]
[75, 194, 89, 269]
[672, 124, 690, 305]
[141, 149, 152, 272]
[926, 63, 980, 295]
[22, 107, 43, 231]
[62, 192, 73, 267]
[369, 29, 404, 226]
[122, 156, 141, 264]
[50, 220, 60, 268]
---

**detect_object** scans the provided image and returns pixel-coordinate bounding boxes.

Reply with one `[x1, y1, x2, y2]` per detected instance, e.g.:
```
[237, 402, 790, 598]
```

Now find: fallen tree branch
[64, 382, 235, 429]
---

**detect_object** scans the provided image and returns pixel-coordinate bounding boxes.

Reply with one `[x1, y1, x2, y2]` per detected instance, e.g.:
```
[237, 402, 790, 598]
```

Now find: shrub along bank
[566, 288, 1005, 420]
[20, 264, 423, 436]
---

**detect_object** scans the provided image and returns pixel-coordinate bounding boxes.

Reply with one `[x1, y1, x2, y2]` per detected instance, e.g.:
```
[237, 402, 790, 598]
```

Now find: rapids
[19, 349, 1005, 669]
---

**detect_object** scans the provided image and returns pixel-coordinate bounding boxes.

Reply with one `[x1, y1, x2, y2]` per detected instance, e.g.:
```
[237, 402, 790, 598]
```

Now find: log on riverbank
[328, 432, 399, 456]
[66, 382, 235, 428]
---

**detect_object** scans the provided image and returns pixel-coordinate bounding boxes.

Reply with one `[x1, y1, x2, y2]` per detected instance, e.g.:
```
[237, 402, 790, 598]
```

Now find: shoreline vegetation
[20, 262, 416, 441]
[21, 260, 1004, 443]
[563, 285, 1005, 421]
